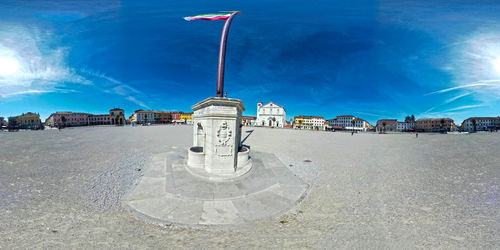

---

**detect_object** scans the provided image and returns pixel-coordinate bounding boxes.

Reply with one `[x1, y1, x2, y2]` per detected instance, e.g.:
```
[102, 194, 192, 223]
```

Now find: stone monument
[187, 97, 251, 179]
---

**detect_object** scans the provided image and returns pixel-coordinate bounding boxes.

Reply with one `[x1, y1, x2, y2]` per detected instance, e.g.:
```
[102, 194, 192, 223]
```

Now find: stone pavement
[124, 149, 310, 225]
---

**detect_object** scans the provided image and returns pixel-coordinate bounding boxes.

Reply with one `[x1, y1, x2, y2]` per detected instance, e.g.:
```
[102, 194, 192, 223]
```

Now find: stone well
[187, 97, 251, 179]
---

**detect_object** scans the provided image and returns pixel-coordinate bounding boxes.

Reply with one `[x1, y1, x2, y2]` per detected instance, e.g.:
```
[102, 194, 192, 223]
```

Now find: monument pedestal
[187, 97, 251, 179]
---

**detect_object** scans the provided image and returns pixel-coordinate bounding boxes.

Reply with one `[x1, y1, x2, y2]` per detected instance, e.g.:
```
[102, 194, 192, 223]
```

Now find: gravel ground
[0, 126, 499, 249]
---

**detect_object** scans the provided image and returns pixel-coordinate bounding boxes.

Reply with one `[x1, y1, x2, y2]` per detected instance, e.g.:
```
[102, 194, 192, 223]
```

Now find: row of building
[242, 101, 500, 132]
[128, 110, 193, 125]
[240, 101, 499, 132]
[1, 108, 196, 130]
[1, 108, 127, 130]
[2, 101, 498, 132]
[45, 108, 126, 127]
[374, 117, 500, 132]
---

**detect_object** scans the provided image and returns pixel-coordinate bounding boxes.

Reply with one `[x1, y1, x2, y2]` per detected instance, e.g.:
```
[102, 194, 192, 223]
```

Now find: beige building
[16, 112, 42, 129]
[109, 108, 125, 125]
[416, 118, 455, 132]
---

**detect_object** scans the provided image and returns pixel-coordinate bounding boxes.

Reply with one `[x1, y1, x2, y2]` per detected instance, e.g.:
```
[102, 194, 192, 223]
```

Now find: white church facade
[256, 102, 286, 128]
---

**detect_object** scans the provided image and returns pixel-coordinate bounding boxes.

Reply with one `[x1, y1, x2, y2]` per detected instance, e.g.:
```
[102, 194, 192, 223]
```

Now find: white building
[397, 122, 416, 132]
[327, 115, 354, 130]
[256, 102, 286, 128]
[311, 116, 325, 130]
[461, 117, 500, 132]
[131, 111, 155, 124]
[353, 118, 373, 131]
[327, 115, 372, 131]
[242, 116, 257, 126]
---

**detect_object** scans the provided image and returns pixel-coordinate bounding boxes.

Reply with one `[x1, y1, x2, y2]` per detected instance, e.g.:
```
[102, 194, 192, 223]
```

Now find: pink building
[376, 119, 398, 132]
[45, 112, 90, 127]
[46, 108, 127, 127]
[171, 112, 183, 123]
[88, 114, 111, 125]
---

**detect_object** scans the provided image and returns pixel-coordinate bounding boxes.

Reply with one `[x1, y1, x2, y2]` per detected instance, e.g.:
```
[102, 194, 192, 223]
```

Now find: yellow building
[293, 115, 325, 130]
[17, 112, 42, 129]
[293, 116, 305, 129]
[180, 113, 192, 123]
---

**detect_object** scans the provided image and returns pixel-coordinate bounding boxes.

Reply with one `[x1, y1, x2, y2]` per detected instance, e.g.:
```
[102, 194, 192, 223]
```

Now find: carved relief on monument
[217, 121, 232, 145]
[216, 121, 233, 157]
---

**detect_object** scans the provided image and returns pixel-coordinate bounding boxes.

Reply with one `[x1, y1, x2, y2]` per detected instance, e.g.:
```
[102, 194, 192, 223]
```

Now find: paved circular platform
[124, 149, 309, 225]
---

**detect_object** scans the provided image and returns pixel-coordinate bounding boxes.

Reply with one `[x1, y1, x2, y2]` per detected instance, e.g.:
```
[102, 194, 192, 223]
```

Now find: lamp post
[216, 11, 241, 97]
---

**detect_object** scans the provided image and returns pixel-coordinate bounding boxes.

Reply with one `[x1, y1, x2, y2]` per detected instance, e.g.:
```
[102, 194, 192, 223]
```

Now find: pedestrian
[351, 131, 354, 136]
[416, 132, 418, 138]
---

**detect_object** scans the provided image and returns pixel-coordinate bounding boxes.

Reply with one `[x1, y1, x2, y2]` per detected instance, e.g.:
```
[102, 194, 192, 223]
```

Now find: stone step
[124, 150, 309, 225]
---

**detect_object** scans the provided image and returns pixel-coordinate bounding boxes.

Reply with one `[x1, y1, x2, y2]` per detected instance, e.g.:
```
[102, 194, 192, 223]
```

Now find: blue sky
[1, 0, 500, 125]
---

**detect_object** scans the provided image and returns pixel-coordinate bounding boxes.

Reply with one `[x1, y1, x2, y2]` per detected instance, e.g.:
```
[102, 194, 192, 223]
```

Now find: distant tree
[472, 119, 477, 132]
[440, 119, 445, 132]
[298, 120, 303, 129]
[272, 117, 276, 127]
[382, 122, 387, 134]
[351, 119, 356, 133]
[405, 115, 416, 122]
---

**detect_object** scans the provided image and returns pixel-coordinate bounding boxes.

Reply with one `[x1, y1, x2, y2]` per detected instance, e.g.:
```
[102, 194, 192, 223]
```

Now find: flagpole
[216, 11, 241, 97]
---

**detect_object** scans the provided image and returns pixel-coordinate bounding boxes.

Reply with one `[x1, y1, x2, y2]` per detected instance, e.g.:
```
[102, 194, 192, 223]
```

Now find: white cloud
[421, 29, 500, 119]
[126, 96, 149, 109]
[443, 104, 485, 112]
[355, 111, 385, 117]
[444, 29, 500, 99]
[0, 24, 151, 110]
[0, 25, 91, 99]
[425, 81, 499, 95]
[0, 89, 53, 98]
[79, 68, 150, 109]
[424, 92, 473, 113]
